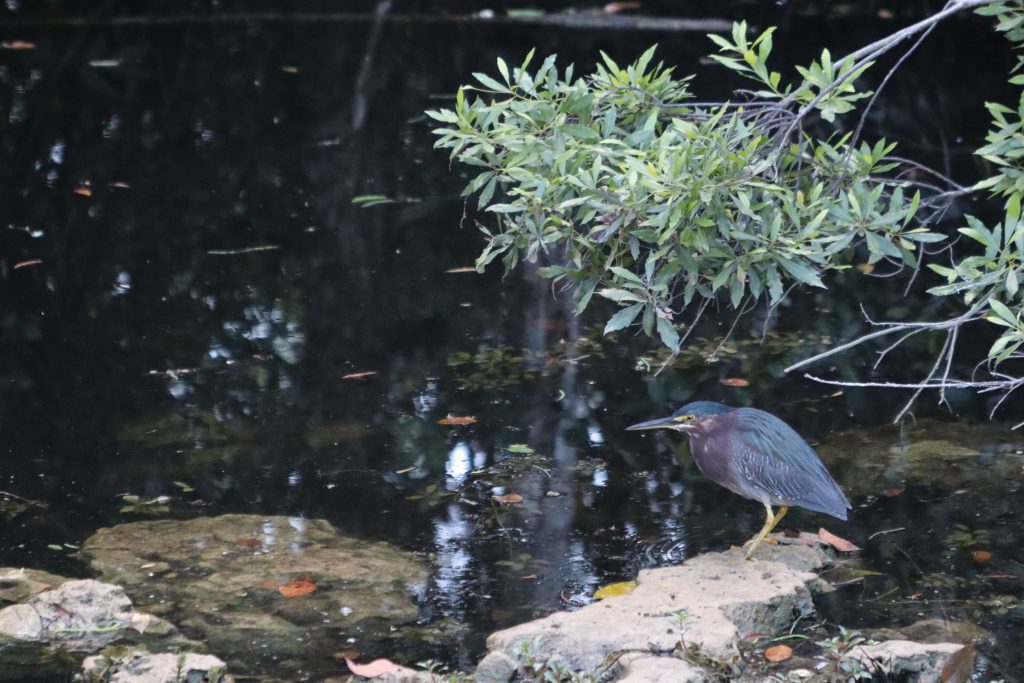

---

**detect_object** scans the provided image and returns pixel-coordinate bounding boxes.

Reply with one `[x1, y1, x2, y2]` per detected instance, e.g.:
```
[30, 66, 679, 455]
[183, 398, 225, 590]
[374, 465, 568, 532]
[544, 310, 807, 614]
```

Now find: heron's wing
[732, 408, 850, 519]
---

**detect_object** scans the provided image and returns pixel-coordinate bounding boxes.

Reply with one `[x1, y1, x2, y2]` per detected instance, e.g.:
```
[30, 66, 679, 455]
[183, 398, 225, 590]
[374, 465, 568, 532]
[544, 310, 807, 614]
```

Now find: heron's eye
[673, 415, 694, 423]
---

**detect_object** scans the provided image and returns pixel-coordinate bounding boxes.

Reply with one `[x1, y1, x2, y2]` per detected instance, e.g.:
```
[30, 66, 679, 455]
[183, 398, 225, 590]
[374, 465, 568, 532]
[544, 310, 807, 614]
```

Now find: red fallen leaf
[342, 371, 377, 380]
[13, 259, 42, 269]
[971, 550, 992, 563]
[1, 40, 35, 49]
[882, 483, 906, 497]
[437, 415, 477, 426]
[818, 528, 860, 552]
[234, 537, 260, 547]
[345, 657, 399, 678]
[940, 643, 976, 683]
[719, 377, 750, 387]
[764, 644, 792, 662]
[492, 493, 524, 504]
[278, 579, 316, 598]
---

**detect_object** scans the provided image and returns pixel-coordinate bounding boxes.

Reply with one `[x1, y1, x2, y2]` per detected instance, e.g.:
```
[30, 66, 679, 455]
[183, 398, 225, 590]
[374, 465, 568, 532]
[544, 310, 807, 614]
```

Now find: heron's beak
[626, 415, 678, 431]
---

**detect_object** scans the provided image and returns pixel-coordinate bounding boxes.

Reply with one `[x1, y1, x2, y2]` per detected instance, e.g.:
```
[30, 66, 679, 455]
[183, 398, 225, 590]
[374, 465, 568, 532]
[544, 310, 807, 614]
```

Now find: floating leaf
[438, 416, 477, 426]
[593, 580, 637, 600]
[345, 657, 399, 678]
[492, 493, 524, 504]
[882, 483, 906, 497]
[444, 266, 478, 273]
[73, 187, 92, 197]
[505, 444, 535, 454]
[940, 643, 976, 683]
[278, 579, 317, 598]
[352, 194, 394, 207]
[719, 377, 750, 387]
[342, 371, 377, 380]
[763, 644, 792, 662]
[1, 40, 35, 49]
[970, 550, 992, 564]
[818, 528, 860, 552]
[13, 259, 42, 269]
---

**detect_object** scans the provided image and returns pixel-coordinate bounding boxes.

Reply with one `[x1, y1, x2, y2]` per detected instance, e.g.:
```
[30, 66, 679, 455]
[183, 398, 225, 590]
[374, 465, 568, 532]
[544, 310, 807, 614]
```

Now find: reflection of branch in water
[351, 1, 392, 132]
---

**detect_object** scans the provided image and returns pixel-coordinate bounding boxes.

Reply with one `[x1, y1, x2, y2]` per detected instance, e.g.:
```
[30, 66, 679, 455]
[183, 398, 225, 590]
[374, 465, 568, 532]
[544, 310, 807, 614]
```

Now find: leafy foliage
[427, 31, 937, 352]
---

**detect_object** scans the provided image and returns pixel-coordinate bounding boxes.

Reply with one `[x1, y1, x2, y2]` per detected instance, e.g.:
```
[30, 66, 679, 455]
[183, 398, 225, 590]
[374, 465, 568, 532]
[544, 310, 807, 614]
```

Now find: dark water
[1, 2, 1023, 680]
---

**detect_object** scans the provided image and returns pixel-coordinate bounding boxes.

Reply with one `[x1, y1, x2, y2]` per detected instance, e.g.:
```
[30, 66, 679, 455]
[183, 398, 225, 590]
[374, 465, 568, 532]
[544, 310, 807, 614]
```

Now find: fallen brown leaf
[856, 263, 875, 274]
[492, 492, 524, 504]
[345, 657, 399, 678]
[13, 259, 42, 269]
[437, 415, 477, 426]
[818, 528, 860, 552]
[342, 371, 377, 380]
[719, 377, 750, 387]
[971, 550, 992, 564]
[234, 537, 260, 547]
[73, 187, 92, 197]
[278, 579, 316, 598]
[882, 483, 906, 497]
[1, 40, 35, 49]
[940, 643, 975, 683]
[443, 266, 478, 273]
[764, 644, 792, 662]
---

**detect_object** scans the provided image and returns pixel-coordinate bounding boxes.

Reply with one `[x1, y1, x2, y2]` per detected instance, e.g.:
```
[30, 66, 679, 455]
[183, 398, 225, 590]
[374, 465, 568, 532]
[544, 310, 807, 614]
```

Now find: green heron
[627, 401, 850, 559]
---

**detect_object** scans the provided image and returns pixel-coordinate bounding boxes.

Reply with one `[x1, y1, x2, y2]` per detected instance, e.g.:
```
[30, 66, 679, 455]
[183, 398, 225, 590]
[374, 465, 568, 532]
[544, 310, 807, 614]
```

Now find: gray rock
[617, 654, 706, 682]
[77, 514, 427, 677]
[0, 567, 72, 606]
[0, 578, 196, 682]
[868, 617, 991, 646]
[847, 640, 963, 681]
[80, 650, 228, 683]
[485, 543, 830, 675]
[474, 650, 517, 683]
[0, 580, 134, 649]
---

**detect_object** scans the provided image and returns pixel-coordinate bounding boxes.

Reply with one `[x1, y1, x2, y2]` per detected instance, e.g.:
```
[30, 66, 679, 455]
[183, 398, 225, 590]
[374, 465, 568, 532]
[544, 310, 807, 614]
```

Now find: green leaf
[604, 303, 644, 334]
[656, 316, 680, 351]
[778, 258, 825, 288]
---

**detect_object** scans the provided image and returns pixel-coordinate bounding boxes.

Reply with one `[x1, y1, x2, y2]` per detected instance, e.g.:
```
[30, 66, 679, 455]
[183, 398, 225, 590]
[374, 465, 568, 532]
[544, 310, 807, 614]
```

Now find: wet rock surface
[485, 541, 830, 677]
[80, 650, 229, 683]
[476, 541, 969, 682]
[77, 514, 428, 676]
[0, 574, 199, 682]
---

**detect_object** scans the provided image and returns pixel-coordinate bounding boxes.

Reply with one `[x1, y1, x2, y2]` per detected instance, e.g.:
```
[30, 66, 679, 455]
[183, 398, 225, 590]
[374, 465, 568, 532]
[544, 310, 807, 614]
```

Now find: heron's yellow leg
[744, 504, 790, 560]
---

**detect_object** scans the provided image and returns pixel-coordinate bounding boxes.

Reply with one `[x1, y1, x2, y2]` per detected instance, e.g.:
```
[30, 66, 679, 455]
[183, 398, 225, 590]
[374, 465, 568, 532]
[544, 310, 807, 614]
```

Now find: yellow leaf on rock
[593, 580, 637, 600]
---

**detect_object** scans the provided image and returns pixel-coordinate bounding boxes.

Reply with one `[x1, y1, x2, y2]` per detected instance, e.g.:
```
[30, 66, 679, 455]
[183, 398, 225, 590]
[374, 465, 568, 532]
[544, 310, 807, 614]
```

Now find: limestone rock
[617, 654, 706, 682]
[0, 567, 72, 606]
[847, 640, 963, 681]
[473, 650, 517, 683]
[485, 543, 829, 675]
[77, 514, 427, 676]
[80, 650, 228, 683]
